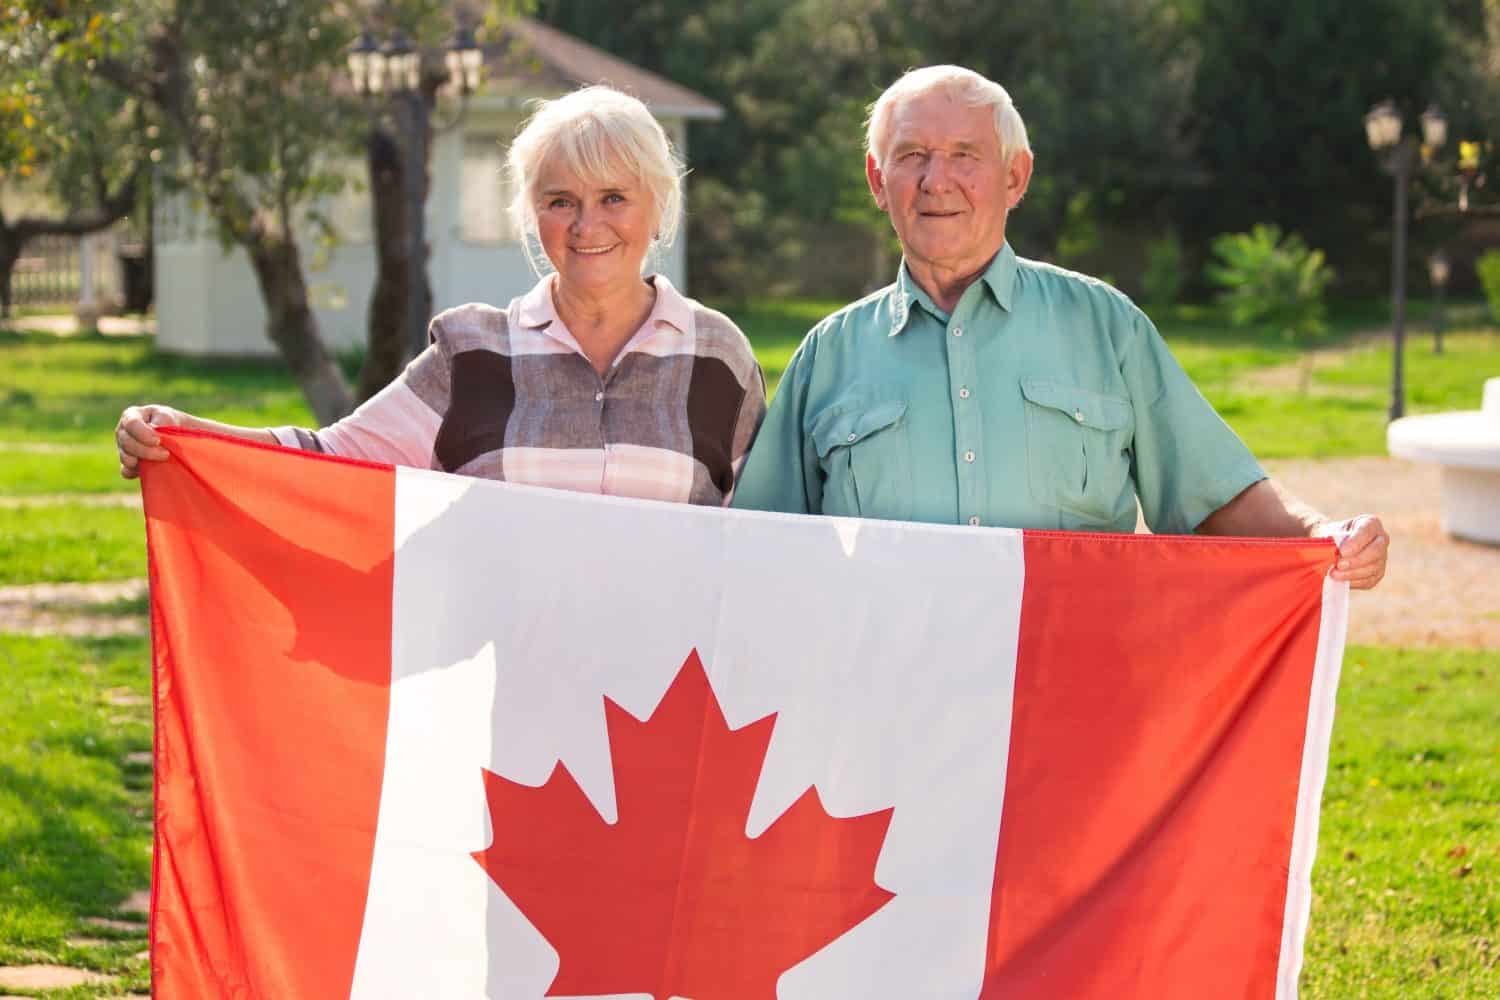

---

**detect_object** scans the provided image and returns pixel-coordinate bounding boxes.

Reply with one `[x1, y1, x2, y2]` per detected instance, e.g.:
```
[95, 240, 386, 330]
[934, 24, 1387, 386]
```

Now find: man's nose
[920, 155, 954, 192]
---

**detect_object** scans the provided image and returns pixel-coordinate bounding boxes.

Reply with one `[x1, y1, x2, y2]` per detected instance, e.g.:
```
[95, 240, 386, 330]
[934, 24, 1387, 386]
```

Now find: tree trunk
[0, 229, 19, 319]
[0, 174, 140, 319]
[359, 127, 413, 402]
[245, 233, 354, 425]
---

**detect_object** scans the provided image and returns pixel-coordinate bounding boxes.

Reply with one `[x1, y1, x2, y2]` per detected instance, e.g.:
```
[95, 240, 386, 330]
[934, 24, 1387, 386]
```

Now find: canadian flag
[141, 429, 1347, 1000]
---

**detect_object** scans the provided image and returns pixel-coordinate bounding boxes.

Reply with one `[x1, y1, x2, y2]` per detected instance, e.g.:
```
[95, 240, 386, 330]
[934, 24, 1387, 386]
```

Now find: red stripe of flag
[143, 430, 395, 998]
[983, 530, 1334, 996]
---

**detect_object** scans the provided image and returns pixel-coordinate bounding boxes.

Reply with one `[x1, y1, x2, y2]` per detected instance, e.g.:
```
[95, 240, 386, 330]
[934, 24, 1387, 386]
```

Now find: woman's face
[534, 156, 656, 296]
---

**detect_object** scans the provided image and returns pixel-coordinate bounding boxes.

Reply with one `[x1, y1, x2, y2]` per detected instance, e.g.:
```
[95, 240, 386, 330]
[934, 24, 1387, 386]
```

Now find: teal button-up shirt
[733, 244, 1265, 533]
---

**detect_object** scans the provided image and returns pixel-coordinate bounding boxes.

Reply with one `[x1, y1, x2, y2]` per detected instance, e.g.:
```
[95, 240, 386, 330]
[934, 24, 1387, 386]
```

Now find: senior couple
[117, 66, 1389, 589]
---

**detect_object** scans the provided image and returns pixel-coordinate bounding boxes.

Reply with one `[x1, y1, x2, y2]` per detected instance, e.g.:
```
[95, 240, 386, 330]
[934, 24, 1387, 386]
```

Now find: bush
[1141, 233, 1186, 306]
[1205, 225, 1334, 340]
[1475, 250, 1500, 324]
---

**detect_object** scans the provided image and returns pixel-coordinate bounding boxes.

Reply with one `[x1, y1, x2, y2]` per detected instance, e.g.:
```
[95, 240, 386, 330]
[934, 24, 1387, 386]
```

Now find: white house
[153, 18, 723, 356]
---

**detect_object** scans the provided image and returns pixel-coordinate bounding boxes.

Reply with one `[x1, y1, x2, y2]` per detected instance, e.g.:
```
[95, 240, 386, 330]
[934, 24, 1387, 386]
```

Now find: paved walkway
[0, 313, 153, 337]
[1264, 456, 1499, 648]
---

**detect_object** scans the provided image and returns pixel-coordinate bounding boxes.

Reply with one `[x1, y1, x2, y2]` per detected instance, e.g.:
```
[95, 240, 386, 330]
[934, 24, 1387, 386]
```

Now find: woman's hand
[116, 404, 186, 479]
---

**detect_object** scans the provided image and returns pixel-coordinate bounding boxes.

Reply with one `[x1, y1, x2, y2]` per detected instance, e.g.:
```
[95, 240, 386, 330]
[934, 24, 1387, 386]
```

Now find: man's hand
[1197, 480, 1389, 591]
[1315, 515, 1389, 591]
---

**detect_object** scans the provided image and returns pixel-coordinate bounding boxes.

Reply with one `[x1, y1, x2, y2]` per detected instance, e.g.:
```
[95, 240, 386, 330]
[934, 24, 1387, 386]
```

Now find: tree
[539, 0, 1193, 296]
[10, 0, 526, 423]
[1179, 0, 1497, 290]
[0, 10, 147, 317]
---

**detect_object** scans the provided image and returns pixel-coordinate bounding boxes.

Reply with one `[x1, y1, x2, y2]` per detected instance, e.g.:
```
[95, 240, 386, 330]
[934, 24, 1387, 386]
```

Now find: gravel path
[1264, 456, 1499, 649]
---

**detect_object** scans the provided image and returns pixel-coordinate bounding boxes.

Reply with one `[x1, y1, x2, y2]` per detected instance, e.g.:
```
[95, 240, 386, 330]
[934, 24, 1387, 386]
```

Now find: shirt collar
[888, 242, 1019, 337]
[515, 272, 693, 336]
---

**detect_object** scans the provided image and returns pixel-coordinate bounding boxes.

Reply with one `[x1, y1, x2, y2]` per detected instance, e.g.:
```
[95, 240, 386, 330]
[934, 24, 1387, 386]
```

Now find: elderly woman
[116, 86, 765, 506]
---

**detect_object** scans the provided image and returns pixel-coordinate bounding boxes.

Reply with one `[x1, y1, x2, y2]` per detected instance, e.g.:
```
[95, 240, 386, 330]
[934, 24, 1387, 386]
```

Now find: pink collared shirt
[271, 274, 766, 507]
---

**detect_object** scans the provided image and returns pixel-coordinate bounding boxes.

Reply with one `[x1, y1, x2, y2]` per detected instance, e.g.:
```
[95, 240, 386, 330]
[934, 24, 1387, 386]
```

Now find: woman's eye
[604, 193, 625, 205]
[547, 198, 571, 210]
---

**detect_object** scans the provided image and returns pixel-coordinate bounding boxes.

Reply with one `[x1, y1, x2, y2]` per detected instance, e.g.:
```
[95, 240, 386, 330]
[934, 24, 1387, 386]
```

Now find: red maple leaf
[472, 649, 895, 999]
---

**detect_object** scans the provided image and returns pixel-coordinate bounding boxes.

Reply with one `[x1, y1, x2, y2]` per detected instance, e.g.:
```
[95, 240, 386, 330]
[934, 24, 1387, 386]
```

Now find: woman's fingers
[115, 405, 174, 478]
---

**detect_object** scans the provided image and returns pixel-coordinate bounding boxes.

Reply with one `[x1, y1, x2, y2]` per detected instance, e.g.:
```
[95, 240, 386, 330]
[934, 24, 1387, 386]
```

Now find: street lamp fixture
[446, 27, 484, 97]
[346, 19, 487, 357]
[1366, 99, 1446, 421]
[382, 31, 421, 93]
[346, 30, 382, 96]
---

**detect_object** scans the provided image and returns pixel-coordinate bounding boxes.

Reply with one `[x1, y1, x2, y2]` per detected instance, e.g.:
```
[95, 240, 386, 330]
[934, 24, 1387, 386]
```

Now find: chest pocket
[1021, 376, 1135, 527]
[810, 398, 911, 520]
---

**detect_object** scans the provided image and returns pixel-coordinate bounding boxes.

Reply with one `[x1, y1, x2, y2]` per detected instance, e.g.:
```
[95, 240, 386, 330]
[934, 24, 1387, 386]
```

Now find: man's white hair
[507, 85, 684, 273]
[866, 65, 1032, 167]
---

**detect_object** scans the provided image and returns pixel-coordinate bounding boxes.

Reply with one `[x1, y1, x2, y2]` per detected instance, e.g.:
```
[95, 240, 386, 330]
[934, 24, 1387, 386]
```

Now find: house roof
[484, 18, 723, 121]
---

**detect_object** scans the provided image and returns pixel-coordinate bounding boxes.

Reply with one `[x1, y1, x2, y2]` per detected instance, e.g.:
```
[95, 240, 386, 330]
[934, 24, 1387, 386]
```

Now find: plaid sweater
[270, 275, 766, 506]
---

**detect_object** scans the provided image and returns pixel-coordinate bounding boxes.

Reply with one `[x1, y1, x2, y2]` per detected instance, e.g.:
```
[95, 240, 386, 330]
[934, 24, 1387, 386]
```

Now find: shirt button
[847, 432, 857, 443]
[595, 391, 604, 402]
[1073, 409, 1085, 423]
[952, 326, 964, 337]
[964, 450, 975, 463]
[958, 387, 971, 399]
[968, 515, 981, 526]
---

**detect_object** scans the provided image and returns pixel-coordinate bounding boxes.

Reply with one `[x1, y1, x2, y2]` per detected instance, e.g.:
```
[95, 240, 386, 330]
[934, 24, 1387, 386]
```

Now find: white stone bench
[1387, 378, 1500, 544]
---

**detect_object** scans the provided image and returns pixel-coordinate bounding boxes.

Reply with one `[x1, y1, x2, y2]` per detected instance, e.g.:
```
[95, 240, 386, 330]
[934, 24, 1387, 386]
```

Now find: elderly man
[733, 65, 1387, 589]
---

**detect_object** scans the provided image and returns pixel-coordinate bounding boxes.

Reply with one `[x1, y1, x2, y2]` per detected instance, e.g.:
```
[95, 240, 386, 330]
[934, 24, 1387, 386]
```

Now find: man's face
[867, 91, 1032, 280]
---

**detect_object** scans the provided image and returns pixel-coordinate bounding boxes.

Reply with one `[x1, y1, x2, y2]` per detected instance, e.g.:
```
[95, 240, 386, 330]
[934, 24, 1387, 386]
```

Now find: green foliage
[1473, 250, 1500, 324]
[1141, 232, 1187, 306]
[1205, 225, 1334, 340]
[1179, 0, 1497, 292]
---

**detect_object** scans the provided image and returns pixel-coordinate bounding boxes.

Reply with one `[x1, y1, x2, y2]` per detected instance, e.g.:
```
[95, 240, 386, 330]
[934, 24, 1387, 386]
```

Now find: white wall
[155, 114, 694, 358]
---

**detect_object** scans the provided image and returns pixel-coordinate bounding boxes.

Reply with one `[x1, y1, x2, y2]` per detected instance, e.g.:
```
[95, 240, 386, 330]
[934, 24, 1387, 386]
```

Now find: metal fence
[11, 232, 122, 310]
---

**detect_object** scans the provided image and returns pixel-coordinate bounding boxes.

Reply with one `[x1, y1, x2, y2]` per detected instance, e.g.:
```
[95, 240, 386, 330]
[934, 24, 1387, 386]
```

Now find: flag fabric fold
[141, 429, 1347, 1000]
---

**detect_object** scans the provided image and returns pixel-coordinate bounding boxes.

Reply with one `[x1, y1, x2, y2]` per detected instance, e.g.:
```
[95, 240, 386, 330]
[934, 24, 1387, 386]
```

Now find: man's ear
[866, 152, 889, 211]
[1006, 150, 1035, 209]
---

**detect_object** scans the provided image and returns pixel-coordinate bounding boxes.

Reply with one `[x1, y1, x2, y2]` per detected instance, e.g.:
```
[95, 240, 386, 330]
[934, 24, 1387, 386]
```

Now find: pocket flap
[1020, 377, 1131, 431]
[811, 398, 908, 458]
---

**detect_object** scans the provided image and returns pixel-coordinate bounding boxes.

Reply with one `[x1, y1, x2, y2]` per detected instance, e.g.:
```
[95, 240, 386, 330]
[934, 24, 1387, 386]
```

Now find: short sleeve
[730, 332, 823, 515]
[1124, 313, 1266, 534]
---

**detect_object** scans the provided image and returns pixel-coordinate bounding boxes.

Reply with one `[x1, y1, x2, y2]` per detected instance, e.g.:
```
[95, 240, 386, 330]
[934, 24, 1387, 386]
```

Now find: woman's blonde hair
[507, 85, 684, 274]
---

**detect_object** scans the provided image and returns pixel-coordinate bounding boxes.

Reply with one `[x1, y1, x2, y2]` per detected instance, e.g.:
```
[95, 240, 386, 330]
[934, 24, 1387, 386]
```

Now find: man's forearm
[1196, 478, 1325, 538]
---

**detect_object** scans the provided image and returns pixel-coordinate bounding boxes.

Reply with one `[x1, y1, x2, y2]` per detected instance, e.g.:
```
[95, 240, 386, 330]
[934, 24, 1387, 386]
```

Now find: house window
[461, 134, 512, 243]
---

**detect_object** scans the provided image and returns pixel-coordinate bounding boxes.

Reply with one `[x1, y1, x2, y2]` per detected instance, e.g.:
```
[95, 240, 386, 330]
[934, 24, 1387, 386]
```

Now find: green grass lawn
[0, 633, 152, 995]
[1302, 647, 1500, 996]
[0, 503, 146, 586]
[0, 632, 1490, 996]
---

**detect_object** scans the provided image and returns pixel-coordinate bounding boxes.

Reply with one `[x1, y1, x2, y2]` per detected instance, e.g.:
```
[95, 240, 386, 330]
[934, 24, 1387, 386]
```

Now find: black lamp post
[1365, 100, 1447, 421]
[1427, 250, 1449, 355]
[348, 22, 483, 358]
